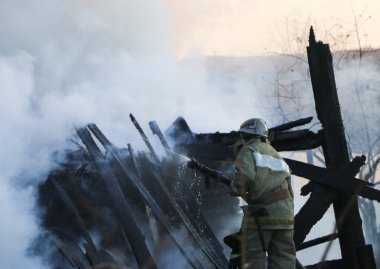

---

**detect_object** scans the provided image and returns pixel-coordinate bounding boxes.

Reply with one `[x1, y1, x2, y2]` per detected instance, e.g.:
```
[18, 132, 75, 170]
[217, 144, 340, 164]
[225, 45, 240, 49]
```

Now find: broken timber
[85, 122, 228, 269]
[76, 127, 159, 269]
[305, 27, 375, 269]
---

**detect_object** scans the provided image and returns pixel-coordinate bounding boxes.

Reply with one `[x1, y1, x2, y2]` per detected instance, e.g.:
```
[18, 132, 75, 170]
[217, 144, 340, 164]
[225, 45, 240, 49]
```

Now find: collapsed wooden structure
[37, 28, 379, 269]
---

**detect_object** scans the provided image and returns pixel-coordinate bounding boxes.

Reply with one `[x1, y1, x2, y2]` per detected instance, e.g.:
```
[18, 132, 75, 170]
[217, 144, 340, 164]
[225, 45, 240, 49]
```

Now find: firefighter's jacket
[231, 138, 294, 229]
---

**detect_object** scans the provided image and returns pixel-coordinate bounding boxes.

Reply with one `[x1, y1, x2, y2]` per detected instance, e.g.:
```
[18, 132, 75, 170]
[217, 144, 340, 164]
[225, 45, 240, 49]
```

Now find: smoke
[1, 0, 379, 268]
[0, 181, 43, 269]
[336, 57, 380, 152]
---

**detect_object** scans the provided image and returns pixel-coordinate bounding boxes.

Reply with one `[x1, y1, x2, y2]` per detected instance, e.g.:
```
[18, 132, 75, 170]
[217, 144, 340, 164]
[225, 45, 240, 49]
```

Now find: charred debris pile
[37, 116, 236, 269]
[35, 28, 380, 269]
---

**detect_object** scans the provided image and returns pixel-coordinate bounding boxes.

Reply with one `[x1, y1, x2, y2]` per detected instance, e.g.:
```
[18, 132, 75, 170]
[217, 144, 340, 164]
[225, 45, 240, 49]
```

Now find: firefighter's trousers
[241, 228, 296, 269]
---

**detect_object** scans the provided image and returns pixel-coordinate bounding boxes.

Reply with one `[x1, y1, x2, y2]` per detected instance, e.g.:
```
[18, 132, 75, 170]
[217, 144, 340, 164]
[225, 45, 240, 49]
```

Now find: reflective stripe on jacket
[231, 138, 294, 229]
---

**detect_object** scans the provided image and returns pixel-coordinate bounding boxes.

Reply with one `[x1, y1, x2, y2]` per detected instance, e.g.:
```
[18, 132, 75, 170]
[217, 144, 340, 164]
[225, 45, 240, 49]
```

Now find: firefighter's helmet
[238, 118, 268, 138]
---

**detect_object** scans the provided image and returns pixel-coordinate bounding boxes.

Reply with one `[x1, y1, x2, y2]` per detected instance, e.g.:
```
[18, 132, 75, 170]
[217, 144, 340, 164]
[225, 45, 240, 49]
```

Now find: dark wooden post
[307, 26, 375, 269]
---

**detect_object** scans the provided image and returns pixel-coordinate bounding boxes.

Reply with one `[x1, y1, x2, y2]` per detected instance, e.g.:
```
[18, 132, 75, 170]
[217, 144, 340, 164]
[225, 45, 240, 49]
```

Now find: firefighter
[230, 118, 296, 269]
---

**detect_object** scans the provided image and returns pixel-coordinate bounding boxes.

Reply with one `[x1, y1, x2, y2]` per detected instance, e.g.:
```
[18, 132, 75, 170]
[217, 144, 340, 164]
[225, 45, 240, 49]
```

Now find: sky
[164, 0, 380, 56]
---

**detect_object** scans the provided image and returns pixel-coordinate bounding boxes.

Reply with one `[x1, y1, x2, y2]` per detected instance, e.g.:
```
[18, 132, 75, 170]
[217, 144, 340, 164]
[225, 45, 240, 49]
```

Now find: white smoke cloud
[0, 0, 268, 267]
[0, 0, 171, 268]
[0, 182, 44, 269]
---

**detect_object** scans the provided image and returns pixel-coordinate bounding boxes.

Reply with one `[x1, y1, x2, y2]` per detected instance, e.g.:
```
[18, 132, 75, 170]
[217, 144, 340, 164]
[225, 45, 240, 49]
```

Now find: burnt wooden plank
[270, 117, 313, 131]
[76, 127, 158, 269]
[306, 26, 373, 269]
[51, 233, 92, 269]
[284, 158, 380, 202]
[51, 178, 107, 266]
[87, 123, 221, 269]
[305, 259, 344, 269]
[137, 119, 230, 268]
[130, 113, 160, 163]
[149, 120, 170, 149]
[296, 233, 339, 251]
[165, 117, 321, 154]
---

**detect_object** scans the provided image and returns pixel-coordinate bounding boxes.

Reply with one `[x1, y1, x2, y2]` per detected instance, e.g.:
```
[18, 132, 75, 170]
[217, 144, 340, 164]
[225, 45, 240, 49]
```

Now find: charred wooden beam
[305, 259, 344, 269]
[296, 233, 339, 251]
[149, 120, 170, 149]
[270, 116, 313, 132]
[51, 233, 92, 269]
[165, 116, 321, 155]
[270, 129, 321, 152]
[50, 178, 114, 266]
[305, 26, 374, 269]
[86, 124, 204, 268]
[76, 127, 158, 269]
[87, 123, 228, 269]
[130, 113, 160, 163]
[285, 158, 380, 202]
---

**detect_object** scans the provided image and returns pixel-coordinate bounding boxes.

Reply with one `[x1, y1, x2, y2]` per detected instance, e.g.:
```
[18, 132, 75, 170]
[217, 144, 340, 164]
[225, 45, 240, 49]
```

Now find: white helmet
[238, 118, 268, 138]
